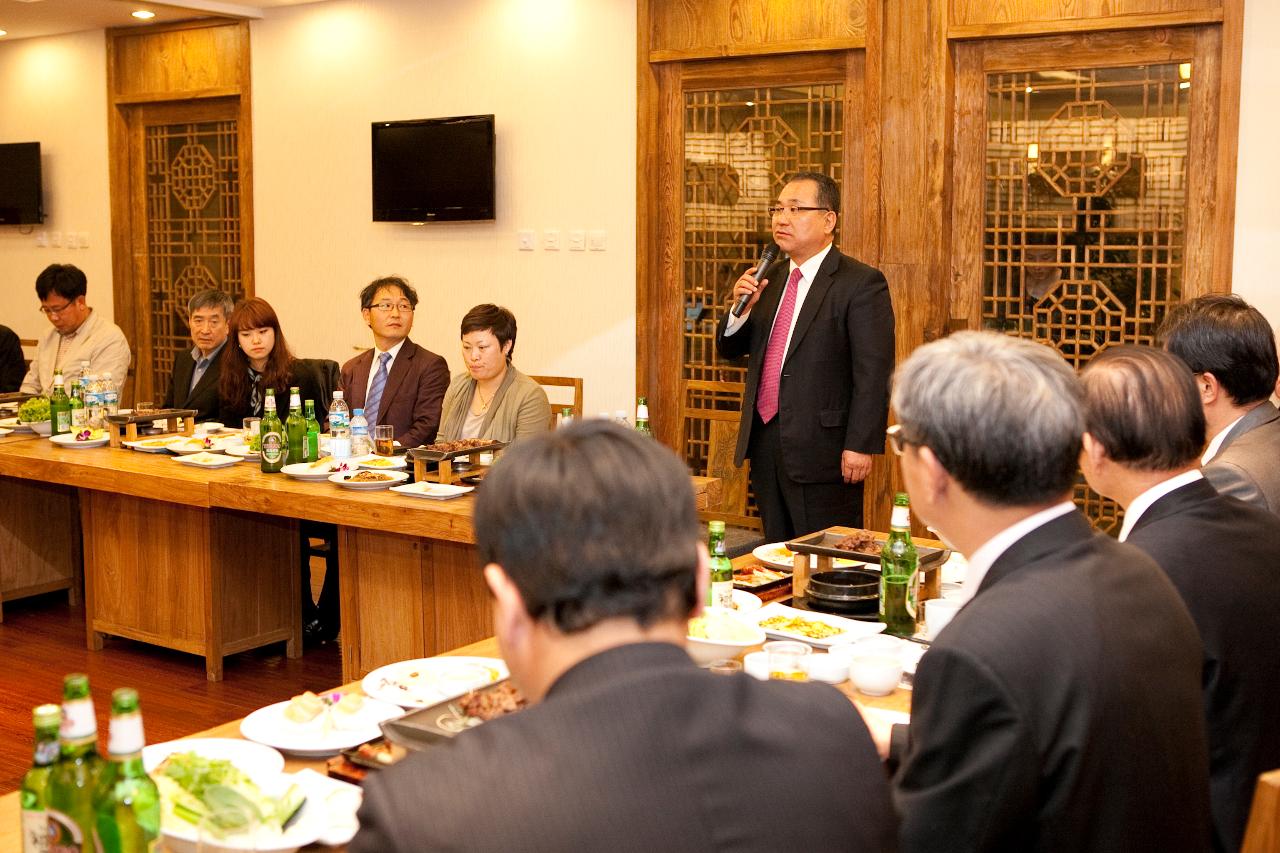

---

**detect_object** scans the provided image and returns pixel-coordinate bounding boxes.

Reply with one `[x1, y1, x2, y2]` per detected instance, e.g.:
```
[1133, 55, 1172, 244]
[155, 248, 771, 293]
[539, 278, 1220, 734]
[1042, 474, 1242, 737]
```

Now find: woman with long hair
[218, 297, 334, 426]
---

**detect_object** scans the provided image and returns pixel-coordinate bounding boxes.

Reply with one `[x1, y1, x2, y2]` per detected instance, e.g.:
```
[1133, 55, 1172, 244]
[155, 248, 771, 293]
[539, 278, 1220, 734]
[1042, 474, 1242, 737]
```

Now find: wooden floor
[0, 591, 341, 793]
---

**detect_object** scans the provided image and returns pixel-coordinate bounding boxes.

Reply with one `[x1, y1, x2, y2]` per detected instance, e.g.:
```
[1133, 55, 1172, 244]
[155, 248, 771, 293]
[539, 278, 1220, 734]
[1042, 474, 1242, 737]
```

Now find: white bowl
[198, 421, 225, 434]
[743, 650, 770, 680]
[849, 654, 904, 696]
[848, 635, 907, 658]
[27, 419, 52, 436]
[686, 608, 766, 666]
[804, 652, 851, 684]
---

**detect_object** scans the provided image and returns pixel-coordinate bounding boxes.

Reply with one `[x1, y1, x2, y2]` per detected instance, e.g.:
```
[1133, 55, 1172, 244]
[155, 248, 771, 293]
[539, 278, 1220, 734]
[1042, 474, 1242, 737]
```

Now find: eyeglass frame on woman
[885, 424, 920, 456]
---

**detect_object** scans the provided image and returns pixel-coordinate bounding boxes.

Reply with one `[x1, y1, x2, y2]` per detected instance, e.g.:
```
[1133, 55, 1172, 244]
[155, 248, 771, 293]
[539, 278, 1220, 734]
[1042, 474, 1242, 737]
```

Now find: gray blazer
[437, 364, 550, 443]
[1204, 401, 1280, 514]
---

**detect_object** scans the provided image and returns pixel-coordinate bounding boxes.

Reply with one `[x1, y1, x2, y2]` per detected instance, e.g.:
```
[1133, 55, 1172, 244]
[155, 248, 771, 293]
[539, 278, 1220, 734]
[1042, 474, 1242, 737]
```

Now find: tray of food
[732, 562, 792, 591]
[787, 528, 949, 567]
[0, 391, 35, 406]
[379, 681, 528, 750]
[340, 737, 411, 771]
[407, 438, 505, 462]
[105, 408, 198, 425]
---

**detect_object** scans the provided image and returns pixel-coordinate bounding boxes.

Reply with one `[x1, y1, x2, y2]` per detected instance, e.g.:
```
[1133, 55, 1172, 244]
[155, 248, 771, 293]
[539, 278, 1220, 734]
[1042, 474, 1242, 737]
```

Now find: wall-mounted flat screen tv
[372, 115, 495, 222]
[0, 142, 43, 225]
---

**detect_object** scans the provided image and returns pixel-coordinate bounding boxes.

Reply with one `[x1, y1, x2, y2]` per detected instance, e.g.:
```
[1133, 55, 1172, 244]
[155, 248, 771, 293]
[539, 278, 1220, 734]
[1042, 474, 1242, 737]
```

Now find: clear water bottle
[83, 375, 102, 427]
[101, 372, 119, 416]
[329, 390, 351, 459]
[351, 408, 371, 456]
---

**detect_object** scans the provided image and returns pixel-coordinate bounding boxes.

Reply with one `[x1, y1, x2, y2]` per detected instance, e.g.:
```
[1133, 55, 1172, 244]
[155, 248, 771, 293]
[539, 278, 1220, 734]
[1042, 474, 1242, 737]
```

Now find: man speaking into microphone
[716, 172, 895, 540]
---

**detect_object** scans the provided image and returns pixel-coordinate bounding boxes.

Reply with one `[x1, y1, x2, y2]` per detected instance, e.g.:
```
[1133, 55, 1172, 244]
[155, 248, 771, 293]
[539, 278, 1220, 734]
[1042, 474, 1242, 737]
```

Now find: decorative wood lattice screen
[681, 84, 844, 517]
[982, 63, 1190, 533]
[144, 120, 246, 398]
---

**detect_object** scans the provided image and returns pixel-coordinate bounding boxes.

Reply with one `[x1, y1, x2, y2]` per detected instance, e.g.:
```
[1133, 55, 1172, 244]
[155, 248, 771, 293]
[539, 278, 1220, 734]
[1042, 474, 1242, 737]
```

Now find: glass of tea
[374, 424, 395, 456]
[764, 640, 811, 682]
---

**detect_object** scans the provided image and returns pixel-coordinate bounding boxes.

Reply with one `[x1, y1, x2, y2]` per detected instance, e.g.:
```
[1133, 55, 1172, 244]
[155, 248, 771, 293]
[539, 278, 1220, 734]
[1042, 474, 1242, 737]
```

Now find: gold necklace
[475, 386, 494, 412]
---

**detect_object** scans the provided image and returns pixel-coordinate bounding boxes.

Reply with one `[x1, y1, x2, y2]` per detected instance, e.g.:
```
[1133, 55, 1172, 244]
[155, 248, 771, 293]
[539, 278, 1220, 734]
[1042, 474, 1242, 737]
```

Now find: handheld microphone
[731, 242, 780, 318]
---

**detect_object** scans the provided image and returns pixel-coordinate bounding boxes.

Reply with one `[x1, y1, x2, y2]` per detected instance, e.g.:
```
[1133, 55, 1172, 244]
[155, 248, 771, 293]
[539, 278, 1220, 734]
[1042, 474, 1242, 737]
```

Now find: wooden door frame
[950, 25, 1237, 331]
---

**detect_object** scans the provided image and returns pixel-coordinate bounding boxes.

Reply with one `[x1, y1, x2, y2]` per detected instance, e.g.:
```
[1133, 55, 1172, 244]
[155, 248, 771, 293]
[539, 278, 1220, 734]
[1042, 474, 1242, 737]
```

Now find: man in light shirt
[20, 264, 130, 396]
[879, 331, 1211, 853]
[1158, 293, 1280, 514]
[1079, 345, 1280, 853]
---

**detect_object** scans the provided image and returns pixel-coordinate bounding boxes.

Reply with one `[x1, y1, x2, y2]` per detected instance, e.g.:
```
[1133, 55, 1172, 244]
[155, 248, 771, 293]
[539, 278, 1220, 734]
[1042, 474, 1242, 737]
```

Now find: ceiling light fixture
[0, 30, 7, 37]
[132, 10, 156, 19]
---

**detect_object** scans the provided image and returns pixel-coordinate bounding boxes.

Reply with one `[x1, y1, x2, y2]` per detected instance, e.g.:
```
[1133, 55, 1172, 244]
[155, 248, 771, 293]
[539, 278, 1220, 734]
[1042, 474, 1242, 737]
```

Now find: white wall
[1231, 0, 1280, 327]
[250, 0, 638, 418]
[0, 30, 112, 341]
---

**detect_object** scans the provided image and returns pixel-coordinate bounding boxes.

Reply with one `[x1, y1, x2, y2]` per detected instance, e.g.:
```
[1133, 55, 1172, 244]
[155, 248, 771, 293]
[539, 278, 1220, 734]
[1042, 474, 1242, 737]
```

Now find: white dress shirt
[364, 339, 406, 401]
[1201, 415, 1245, 464]
[1117, 470, 1204, 542]
[958, 502, 1076, 603]
[723, 242, 835, 357]
[20, 309, 131, 396]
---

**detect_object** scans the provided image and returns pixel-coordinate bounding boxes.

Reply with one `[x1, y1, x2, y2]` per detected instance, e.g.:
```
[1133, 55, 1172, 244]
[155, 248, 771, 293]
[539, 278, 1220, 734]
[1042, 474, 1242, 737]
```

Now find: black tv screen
[0, 142, 43, 225]
[372, 115, 495, 222]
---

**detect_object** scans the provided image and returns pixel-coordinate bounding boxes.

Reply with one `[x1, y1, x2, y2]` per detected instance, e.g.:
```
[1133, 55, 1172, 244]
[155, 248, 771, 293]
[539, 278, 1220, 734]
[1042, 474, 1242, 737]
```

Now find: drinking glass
[374, 424, 395, 456]
[764, 640, 811, 682]
[242, 417, 261, 452]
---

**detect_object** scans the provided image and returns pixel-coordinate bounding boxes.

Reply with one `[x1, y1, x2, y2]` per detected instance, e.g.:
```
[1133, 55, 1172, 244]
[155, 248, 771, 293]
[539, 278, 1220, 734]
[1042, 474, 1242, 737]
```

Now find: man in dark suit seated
[162, 288, 232, 421]
[0, 324, 24, 392]
[352, 421, 897, 853]
[875, 331, 1212, 853]
[1080, 346, 1280, 853]
[340, 276, 449, 448]
[1159, 294, 1280, 515]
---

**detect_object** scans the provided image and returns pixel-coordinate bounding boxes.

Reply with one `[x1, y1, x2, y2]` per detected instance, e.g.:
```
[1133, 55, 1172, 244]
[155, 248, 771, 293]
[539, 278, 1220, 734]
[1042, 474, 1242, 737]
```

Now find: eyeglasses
[39, 300, 75, 318]
[886, 424, 919, 457]
[768, 205, 831, 218]
[370, 301, 414, 313]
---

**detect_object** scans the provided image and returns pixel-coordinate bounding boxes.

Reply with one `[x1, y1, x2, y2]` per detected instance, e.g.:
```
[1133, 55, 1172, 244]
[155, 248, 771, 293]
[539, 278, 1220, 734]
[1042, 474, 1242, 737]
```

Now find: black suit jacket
[340, 339, 449, 448]
[352, 642, 897, 853]
[893, 511, 1212, 853]
[1126, 478, 1280, 853]
[715, 247, 894, 483]
[0, 325, 23, 393]
[217, 357, 338, 427]
[162, 344, 226, 422]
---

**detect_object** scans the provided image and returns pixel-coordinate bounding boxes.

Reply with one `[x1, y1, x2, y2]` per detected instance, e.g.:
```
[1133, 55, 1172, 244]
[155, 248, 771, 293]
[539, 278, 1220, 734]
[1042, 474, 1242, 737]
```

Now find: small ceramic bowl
[849, 654, 904, 696]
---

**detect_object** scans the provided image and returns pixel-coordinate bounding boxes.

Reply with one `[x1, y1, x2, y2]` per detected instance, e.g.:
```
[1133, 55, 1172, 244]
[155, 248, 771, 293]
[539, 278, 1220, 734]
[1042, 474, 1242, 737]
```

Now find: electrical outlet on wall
[568, 230, 586, 251]
[543, 229, 560, 251]
[588, 230, 607, 251]
[517, 229, 535, 251]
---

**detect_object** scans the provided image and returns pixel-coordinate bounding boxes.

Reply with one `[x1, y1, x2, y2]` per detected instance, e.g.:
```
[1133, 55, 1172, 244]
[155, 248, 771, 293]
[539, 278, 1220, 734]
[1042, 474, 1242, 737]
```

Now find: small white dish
[172, 451, 239, 468]
[224, 444, 260, 460]
[27, 419, 52, 436]
[389, 481, 475, 500]
[804, 652, 852, 684]
[50, 431, 110, 449]
[743, 650, 770, 680]
[124, 435, 183, 453]
[282, 461, 336, 481]
[362, 656, 509, 709]
[686, 607, 766, 666]
[197, 421, 225, 433]
[328, 470, 409, 490]
[239, 695, 404, 757]
[0, 427, 12, 437]
[849, 654, 904, 696]
[168, 436, 227, 455]
[754, 602, 886, 648]
[731, 589, 763, 611]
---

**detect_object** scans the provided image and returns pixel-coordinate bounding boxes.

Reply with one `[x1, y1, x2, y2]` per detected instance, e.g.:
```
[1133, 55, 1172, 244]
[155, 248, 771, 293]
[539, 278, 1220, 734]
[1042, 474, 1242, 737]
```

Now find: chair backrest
[529, 375, 583, 428]
[680, 377, 761, 531]
[1243, 768, 1280, 853]
[20, 338, 36, 370]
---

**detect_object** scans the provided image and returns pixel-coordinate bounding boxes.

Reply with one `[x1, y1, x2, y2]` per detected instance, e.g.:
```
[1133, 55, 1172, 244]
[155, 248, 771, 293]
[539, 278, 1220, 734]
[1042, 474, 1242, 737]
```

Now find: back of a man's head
[1082, 346, 1205, 472]
[1158, 294, 1278, 406]
[892, 331, 1084, 506]
[474, 421, 700, 633]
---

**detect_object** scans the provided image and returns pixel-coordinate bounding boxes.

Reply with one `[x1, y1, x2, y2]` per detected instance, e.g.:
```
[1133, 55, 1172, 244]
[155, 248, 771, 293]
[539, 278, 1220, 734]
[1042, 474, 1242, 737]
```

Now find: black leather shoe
[303, 617, 330, 646]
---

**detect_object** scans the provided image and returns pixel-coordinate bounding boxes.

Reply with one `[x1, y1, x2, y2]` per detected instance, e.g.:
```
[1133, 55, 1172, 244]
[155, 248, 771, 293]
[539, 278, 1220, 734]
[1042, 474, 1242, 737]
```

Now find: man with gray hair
[162, 288, 234, 421]
[880, 331, 1211, 852]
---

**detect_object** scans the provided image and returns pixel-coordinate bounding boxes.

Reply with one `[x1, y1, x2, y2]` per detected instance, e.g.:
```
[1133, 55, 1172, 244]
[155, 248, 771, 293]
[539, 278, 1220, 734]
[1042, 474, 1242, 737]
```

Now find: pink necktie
[756, 267, 802, 423]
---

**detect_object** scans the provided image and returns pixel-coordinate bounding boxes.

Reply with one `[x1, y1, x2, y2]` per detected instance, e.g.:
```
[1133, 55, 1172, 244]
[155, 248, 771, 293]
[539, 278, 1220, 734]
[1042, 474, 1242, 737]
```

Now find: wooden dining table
[0, 634, 913, 851]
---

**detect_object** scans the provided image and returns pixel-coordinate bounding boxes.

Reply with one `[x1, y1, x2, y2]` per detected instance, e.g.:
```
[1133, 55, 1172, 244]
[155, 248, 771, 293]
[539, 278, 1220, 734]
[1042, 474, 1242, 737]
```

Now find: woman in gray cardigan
[437, 304, 550, 443]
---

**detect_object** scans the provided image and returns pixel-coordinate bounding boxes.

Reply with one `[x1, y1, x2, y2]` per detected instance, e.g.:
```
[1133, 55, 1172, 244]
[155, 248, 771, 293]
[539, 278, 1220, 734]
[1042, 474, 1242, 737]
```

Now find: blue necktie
[365, 352, 390, 427]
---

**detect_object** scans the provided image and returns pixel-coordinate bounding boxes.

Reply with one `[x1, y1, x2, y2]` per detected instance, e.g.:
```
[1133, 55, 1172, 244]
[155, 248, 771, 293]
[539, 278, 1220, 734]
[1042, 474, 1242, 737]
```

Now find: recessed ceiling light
[132, 10, 156, 19]
[0, 30, 7, 37]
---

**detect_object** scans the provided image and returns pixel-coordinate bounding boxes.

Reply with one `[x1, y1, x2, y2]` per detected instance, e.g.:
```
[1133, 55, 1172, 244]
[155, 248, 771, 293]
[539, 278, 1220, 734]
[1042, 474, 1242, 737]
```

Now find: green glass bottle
[259, 391, 286, 474]
[50, 371, 72, 436]
[69, 381, 87, 430]
[284, 386, 306, 466]
[46, 673, 104, 853]
[21, 704, 62, 853]
[635, 397, 652, 437]
[92, 688, 160, 853]
[879, 493, 920, 637]
[303, 400, 321, 463]
[707, 520, 734, 609]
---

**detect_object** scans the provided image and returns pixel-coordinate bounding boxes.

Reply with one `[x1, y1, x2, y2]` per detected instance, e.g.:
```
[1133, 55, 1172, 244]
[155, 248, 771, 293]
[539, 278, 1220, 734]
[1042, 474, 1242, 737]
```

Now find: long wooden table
[0, 635, 912, 851]
[0, 438, 722, 682]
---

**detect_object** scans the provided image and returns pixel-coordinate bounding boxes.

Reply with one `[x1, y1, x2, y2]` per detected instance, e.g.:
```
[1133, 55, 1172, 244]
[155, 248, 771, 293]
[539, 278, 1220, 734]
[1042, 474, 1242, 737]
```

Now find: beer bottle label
[55, 411, 71, 432]
[711, 580, 734, 610]
[46, 809, 84, 853]
[262, 431, 283, 463]
[22, 808, 48, 853]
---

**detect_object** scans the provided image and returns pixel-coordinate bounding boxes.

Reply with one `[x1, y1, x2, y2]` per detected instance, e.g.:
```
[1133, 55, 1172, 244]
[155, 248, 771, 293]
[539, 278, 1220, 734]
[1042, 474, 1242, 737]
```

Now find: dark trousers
[748, 414, 863, 543]
[301, 520, 340, 628]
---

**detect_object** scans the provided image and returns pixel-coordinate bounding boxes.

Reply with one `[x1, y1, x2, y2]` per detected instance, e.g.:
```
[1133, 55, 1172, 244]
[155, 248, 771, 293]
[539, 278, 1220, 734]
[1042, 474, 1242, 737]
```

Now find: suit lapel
[185, 345, 224, 406]
[379, 340, 415, 412]
[349, 351, 373, 409]
[782, 247, 839, 365]
[978, 511, 1094, 596]
[1218, 401, 1280, 454]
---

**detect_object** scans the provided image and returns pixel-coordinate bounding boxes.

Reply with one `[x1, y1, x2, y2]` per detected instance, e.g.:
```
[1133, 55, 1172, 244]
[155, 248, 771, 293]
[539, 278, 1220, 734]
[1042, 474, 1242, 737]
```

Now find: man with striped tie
[716, 173, 895, 541]
[340, 275, 450, 449]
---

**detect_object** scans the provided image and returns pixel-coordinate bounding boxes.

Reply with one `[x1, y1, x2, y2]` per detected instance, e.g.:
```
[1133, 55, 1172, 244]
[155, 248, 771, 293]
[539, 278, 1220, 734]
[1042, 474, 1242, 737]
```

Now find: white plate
[168, 437, 228, 455]
[224, 444, 260, 460]
[50, 432, 110, 449]
[353, 454, 407, 470]
[0, 427, 12, 436]
[282, 461, 337, 481]
[157, 769, 324, 853]
[389, 481, 474, 500]
[172, 452, 239, 468]
[732, 589, 763, 611]
[753, 601, 886, 648]
[123, 435, 184, 453]
[328, 470, 409, 490]
[239, 695, 404, 757]
[143, 737, 285, 776]
[362, 656, 509, 709]
[0, 416, 19, 428]
[753, 542, 864, 570]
